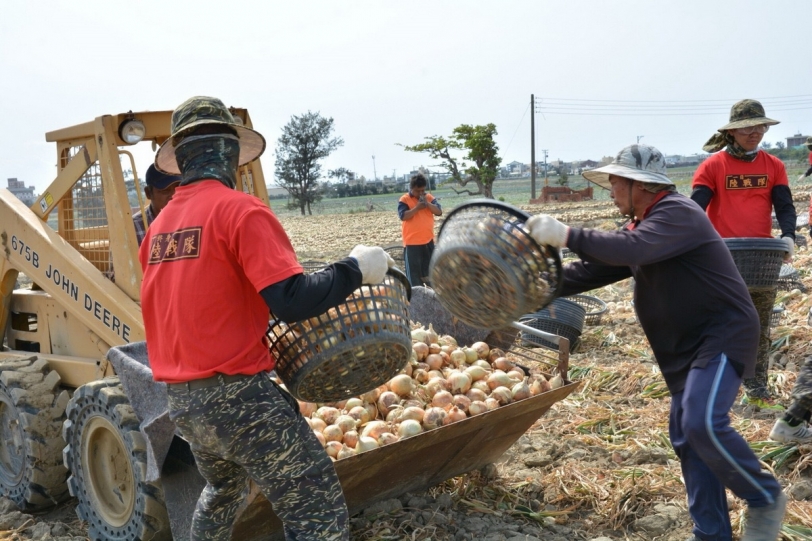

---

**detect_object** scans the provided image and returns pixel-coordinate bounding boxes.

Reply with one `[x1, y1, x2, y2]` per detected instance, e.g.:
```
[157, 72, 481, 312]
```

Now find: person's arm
[427, 196, 442, 216]
[771, 185, 796, 240]
[400, 198, 427, 220]
[689, 185, 713, 210]
[260, 258, 362, 323]
[560, 260, 632, 297]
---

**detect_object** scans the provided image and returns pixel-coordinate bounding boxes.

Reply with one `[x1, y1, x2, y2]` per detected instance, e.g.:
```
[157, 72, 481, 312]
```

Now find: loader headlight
[119, 119, 146, 144]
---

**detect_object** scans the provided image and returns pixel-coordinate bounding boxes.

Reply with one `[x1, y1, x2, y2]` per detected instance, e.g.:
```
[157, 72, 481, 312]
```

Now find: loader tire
[63, 377, 171, 541]
[0, 356, 70, 510]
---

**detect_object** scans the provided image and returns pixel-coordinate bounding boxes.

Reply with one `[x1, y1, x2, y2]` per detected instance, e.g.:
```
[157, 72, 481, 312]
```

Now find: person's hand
[349, 245, 395, 284]
[416, 196, 428, 209]
[781, 236, 794, 261]
[525, 214, 569, 248]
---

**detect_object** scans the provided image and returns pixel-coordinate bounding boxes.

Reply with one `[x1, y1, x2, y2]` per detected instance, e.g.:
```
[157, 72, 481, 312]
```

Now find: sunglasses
[734, 125, 769, 135]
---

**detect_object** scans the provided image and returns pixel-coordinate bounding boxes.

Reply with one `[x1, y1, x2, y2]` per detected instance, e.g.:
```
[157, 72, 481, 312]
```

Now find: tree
[274, 111, 344, 215]
[776, 141, 786, 150]
[760, 141, 772, 150]
[401, 123, 502, 198]
[328, 167, 351, 184]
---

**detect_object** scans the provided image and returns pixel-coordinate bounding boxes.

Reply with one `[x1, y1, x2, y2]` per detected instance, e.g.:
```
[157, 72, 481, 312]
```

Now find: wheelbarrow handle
[509, 321, 570, 379]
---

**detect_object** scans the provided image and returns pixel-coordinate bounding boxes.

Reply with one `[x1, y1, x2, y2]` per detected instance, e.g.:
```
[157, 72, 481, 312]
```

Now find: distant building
[787, 133, 808, 148]
[6, 178, 36, 205]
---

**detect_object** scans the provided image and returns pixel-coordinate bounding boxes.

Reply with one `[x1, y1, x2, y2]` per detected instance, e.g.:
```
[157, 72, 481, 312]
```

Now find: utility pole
[542, 149, 549, 186]
[530, 94, 536, 200]
[637, 135, 644, 144]
[372, 155, 377, 181]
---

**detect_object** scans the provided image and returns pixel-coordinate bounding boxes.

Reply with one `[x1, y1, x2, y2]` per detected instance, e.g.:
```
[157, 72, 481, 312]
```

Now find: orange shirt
[139, 180, 302, 383]
[692, 150, 788, 238]
[399, 193, 437, 246]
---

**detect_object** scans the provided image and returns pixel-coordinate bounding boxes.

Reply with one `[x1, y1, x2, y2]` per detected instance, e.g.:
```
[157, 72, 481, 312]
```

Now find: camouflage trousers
[787, 355, 812, 422]
[742, 288, 776, 398]
[167, 372, 349, 541]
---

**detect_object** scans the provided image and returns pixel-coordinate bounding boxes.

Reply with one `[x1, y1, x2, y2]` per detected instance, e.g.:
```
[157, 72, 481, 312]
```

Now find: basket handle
[437, 198, 532, 238]
[385, 267, 412, 301]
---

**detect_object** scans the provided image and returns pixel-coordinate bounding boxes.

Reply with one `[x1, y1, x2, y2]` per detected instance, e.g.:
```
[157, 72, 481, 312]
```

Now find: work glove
[798, 173, 808, 183]
[525, 214, 569, 248]
[349, 245, 395, 284]
[781, 236, 794, 261]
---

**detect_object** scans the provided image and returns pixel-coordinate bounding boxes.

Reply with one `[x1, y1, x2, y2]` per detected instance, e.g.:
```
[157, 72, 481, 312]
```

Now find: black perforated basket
[564, 294, 607, 325]
[519, 298, 586, 352]
[723, 238, 787, 290]
[429, 200, 563, 329]
[383, 244, 406, 273]
[268, 268, 412, 402]
[300, 260, 329, 274]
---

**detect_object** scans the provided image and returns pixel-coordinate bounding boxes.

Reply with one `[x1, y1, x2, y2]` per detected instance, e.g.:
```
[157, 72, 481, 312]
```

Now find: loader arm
[0, 189, 144, 351]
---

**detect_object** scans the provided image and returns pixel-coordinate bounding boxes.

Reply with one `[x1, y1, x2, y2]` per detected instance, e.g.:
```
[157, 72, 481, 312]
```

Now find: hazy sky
[2, 0, 811, 193]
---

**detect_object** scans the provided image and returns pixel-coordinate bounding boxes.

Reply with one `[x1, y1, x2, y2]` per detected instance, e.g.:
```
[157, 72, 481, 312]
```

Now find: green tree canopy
[274, 111, 344, 215]
[401, 123, 502, 198]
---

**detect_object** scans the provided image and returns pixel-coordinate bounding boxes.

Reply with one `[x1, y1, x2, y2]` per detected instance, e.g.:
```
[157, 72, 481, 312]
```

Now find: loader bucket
[235, 380, 578, 540]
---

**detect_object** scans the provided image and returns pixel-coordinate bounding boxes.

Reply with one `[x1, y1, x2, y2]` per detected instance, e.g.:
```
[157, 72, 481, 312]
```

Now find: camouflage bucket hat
[582, 144, 672, 190]
[155, 96, 266, 175]
[805, 136, 812, 148]
[718, 99, 779, 131]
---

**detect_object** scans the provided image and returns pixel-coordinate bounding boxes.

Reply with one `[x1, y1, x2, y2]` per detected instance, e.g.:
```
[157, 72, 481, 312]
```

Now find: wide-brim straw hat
[717, 99, 779, 131]
[155, 96, 266, 175]
[582, 143, 672, 190]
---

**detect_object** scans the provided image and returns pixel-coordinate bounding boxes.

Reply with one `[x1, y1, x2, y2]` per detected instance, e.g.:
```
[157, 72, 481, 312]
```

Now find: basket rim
[564, 294, 607, 315]
[437, 199, 532, 239]
[723, 237, 789, 252]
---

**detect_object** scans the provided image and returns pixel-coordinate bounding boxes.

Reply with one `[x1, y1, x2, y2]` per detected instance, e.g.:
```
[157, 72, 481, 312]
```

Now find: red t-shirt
[692, 150, 788, 238]
[139, 180, 302, 383]
[399, 193, 437, 246]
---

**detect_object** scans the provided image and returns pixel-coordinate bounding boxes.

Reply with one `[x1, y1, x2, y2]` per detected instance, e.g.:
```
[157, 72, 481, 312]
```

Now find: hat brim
[154, 121, 266, 175]
[582, 163, 673, 190]
[719, 117, 780, 131]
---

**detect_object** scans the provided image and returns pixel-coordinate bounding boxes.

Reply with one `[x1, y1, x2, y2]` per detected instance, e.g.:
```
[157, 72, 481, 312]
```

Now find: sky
[2, 0, 811, 193]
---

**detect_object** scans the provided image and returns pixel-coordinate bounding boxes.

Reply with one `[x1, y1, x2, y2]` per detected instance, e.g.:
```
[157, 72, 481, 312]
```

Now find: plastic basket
[300, 260, 329, 274]
[429, 200, 563, 330]
[770, 304, 784, 327]
[723, 238, 786, 290]
[268, 268, 412, 402]
[564, 294, 607, 325]
[518, 298, 586, 352]
[776, 263, 806, 292]
[383, 244, 406, 272]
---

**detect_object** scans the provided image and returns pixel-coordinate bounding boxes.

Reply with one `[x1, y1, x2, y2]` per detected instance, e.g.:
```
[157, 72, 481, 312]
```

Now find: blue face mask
[175, 134, 240, 188]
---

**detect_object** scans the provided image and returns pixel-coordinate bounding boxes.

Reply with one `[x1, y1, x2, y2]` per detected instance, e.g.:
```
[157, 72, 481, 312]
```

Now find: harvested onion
[422, 407, 447, 429]
[398, 419, 423, 438]
[389, 374, 414, 397]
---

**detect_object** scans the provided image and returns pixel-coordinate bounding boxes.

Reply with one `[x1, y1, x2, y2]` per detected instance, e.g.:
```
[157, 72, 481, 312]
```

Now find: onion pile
[287, 324, 565, 461]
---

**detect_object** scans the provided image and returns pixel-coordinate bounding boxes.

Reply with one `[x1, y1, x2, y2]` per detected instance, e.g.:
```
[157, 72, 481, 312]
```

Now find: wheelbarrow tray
[229, 379, 581, 540]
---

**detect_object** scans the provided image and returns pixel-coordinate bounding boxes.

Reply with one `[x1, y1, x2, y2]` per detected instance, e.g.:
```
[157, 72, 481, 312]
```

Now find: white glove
[349, 245, 395, 284]
[525, 214, 569, 248]
[798, 173, 808, 183]
[782, 236, 794, 261]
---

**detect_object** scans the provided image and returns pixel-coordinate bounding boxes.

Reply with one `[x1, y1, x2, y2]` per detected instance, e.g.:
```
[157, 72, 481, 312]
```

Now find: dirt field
[2, 199, 811, 541]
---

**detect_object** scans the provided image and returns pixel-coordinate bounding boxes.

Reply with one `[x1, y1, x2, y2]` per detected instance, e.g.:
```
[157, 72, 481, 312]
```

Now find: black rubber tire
[63, 377, 171, 541]
[0, 356, 70, 510]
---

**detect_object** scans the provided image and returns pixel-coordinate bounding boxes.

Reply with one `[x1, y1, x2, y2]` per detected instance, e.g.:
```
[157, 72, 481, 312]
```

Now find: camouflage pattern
[787, 355, 812, 422]
[703, 99, 780, 153]
[166, 373, 349, 541]
[155, 95, 266, 175]
[805, 136, 812, 149]
[718, 99, 779, 131]
[743, 288, 776, 398]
